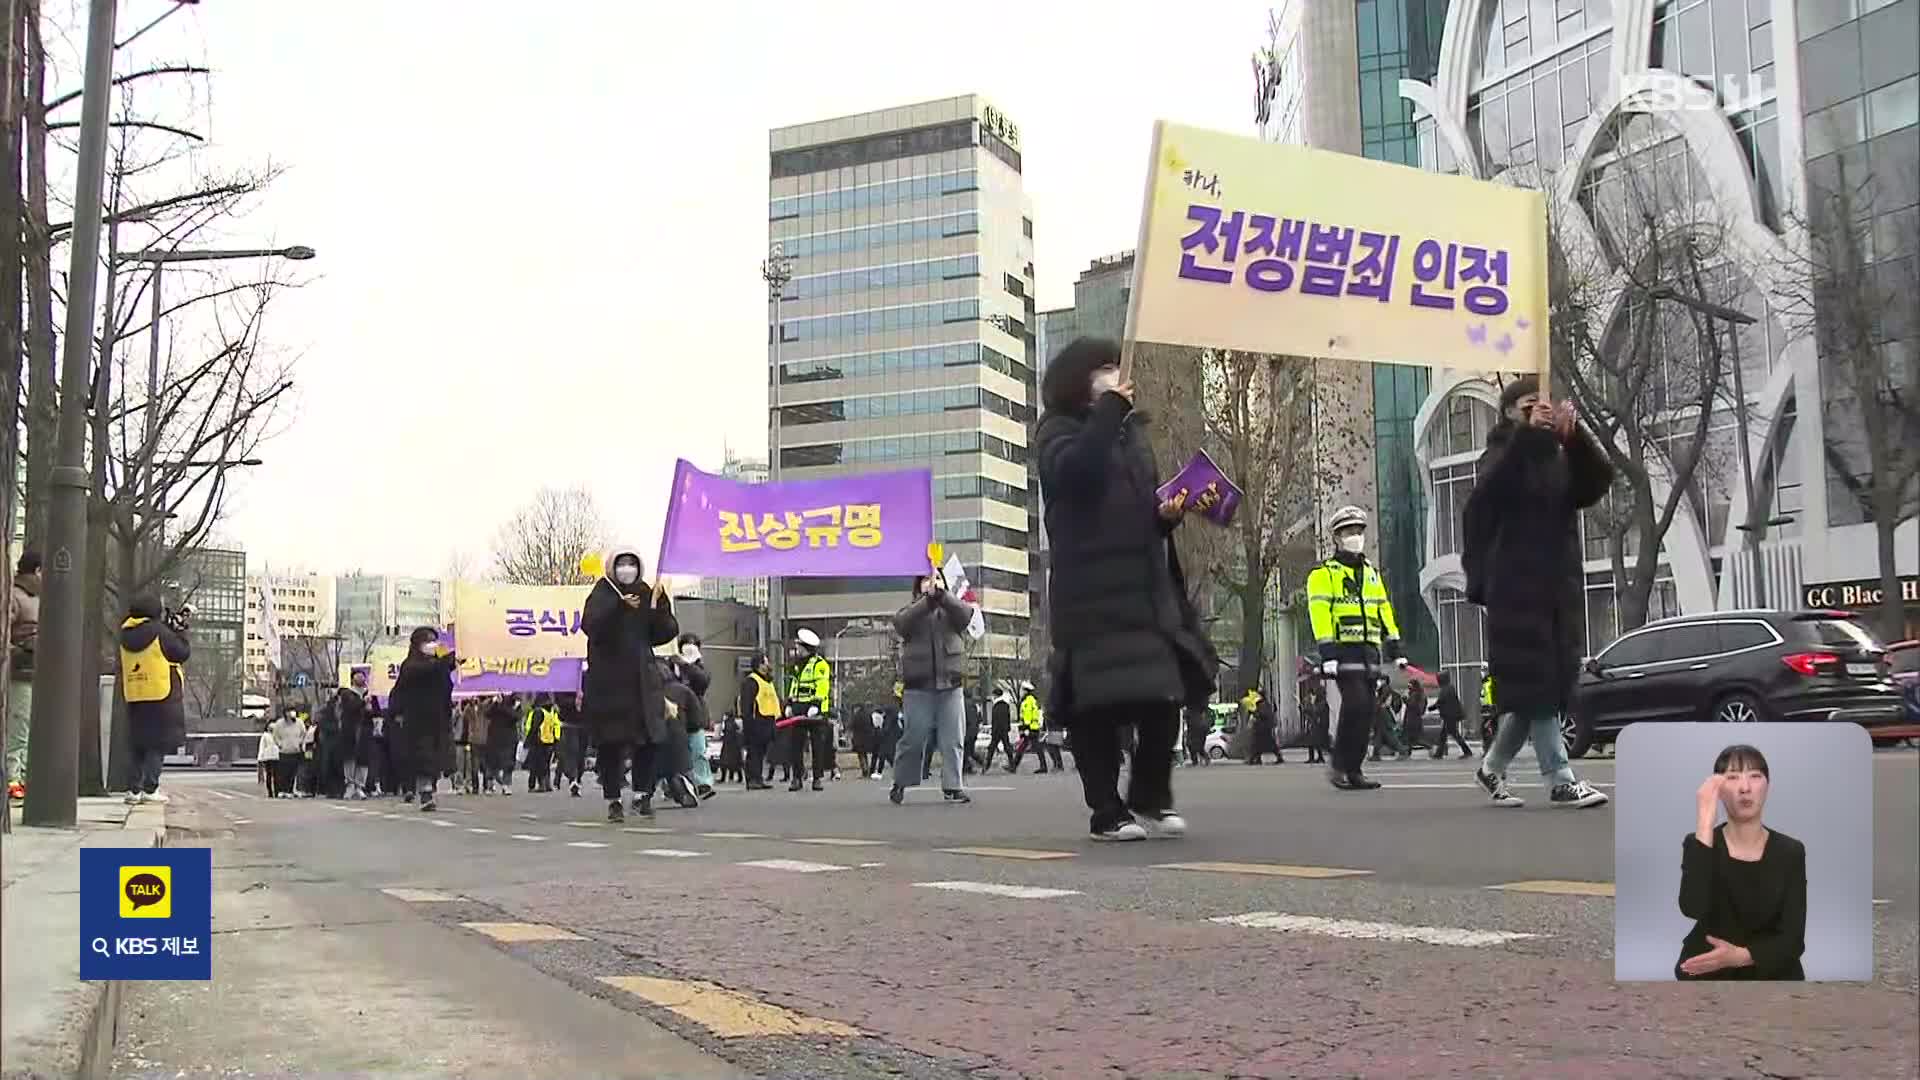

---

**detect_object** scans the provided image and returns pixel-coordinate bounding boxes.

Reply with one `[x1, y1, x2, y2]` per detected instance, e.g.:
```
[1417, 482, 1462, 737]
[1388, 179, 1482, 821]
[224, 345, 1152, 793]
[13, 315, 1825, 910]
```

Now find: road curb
[0, 799, 167, 1080]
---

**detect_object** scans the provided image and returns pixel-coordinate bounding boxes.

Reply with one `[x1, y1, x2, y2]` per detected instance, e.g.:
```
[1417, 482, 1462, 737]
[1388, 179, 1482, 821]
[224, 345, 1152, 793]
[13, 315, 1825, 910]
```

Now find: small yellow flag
[926, 542, 944, 570]
[579, 551, 605, 580]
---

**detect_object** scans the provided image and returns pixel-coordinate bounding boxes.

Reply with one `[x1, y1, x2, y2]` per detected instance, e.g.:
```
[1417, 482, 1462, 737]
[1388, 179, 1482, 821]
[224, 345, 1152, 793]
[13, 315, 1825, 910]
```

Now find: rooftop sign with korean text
[1124, 120, 1547, 373]
[981, 103, 1019, 150]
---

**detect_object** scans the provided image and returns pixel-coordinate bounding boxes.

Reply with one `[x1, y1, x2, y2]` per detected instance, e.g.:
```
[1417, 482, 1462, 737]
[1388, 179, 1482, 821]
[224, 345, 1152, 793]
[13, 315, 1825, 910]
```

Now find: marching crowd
[228, 335, 1611, 842]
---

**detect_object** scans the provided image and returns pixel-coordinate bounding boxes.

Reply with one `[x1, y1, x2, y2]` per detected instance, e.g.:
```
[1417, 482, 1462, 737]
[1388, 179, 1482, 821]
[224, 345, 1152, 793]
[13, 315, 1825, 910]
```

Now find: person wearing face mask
[668, 634, 716, 801]
[1676, 744, 1805, 980]
[1034, 337, 1219, 842]
[887, 570, 977, 806]
[783, 628, 834, 792]
[1306, 505, 1403, 791]
[581, 546, 679, 822]
[1461, 375, 1610, 810]
[736, 653, 781, 790]
[389, 628, 457, 812]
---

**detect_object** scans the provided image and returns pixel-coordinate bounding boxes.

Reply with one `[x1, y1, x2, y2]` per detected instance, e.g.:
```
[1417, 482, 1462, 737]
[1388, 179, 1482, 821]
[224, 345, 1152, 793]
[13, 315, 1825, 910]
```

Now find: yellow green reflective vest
[787, 654, 831, 713]
[1306, 558, 1401, 649]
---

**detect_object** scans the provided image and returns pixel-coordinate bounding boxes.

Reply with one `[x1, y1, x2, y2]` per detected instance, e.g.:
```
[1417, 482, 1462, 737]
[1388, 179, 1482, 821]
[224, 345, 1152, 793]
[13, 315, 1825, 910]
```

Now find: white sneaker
[1135, 811, 1187, 839]
[124, 792, 142, 805]
[1091, 820, 1149, 842]
[143, 791, 169, 805]
[502, 787, 513, 797]
[1475, 766, 1523, 808]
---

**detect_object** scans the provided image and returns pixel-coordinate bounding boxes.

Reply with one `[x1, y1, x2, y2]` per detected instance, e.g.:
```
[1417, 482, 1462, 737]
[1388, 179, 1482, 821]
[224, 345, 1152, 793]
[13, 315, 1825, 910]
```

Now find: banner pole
[1118, 119, 1166, 383]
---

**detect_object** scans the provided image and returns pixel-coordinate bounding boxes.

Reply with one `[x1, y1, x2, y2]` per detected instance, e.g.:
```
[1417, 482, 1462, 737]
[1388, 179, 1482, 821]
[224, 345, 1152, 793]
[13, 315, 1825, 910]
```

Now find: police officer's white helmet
[1327, 505, 1369, 536]
[795, 628, 821, 649]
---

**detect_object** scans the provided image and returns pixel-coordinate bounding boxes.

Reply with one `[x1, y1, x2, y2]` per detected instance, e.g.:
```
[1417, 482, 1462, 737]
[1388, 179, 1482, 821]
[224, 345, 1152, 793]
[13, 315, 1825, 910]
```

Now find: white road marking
[857, 862, 885, 868]
[1382, 782, 1615, 790]
[379, 814, 405, 820]
[1210, 911, 1540, 947]
[791, 838, 888, 847]
[914, 881, 1081, 900]
[430, 820, 457, 828]
[208, 789, 237, 801]
[510, 834, 546, 842]
[738, 859, 848, 874]
[381, 888, 459, 902]
[699, 832, 767, 839]
[637, 849, 709, 858]
[467, 827, 496, 834]
[519, 813, 542, 820]
[566, 840, 610, 849]
[230, 818, 252, 826]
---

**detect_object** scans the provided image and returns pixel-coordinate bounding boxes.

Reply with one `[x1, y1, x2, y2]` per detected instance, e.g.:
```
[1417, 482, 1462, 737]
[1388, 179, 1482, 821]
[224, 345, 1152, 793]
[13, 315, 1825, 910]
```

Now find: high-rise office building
[767, 95, 1038, 667]
[243, 571, 335, 691]
[334, 574, 445, 644]
[174, 547, 247, 723]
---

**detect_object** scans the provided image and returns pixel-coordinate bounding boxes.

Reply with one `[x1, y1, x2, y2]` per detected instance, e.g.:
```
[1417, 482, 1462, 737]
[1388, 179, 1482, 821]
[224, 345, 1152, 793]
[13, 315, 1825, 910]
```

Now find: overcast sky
[144, 1, 1272, 578]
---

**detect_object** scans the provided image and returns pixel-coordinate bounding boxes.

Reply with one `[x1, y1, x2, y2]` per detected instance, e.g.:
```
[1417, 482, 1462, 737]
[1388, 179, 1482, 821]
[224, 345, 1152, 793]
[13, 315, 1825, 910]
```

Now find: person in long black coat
[1034, 337, 1218, 841]
[389, 627, 456, 811]
[1461, 375, 1612, 810]
[580, 545, 678, 822]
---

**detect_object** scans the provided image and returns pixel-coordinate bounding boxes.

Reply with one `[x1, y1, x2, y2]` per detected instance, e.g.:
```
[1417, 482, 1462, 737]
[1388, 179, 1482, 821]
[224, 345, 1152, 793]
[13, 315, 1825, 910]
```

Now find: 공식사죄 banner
[656, 459, 933, 578]
[452, 582, 587, 664]
[1127, 120, 1547, 373]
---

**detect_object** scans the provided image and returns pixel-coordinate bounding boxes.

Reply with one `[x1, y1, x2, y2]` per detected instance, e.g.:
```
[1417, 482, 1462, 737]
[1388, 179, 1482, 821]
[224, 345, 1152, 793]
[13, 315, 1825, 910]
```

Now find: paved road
[126, 751, 1920, 1079]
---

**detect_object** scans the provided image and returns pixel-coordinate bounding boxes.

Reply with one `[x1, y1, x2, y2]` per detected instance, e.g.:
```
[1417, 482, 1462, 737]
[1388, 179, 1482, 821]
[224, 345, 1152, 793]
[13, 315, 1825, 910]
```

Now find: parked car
[1566, 609, 1905, 757]
[1886, 640, 1919, 744]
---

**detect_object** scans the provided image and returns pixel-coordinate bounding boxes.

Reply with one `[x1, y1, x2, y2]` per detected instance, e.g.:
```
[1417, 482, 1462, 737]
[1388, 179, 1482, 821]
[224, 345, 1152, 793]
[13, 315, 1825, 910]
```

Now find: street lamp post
[1647, 287, 1789, 608]
[760, 243, 795, 651]
[24, 0, 118, 826]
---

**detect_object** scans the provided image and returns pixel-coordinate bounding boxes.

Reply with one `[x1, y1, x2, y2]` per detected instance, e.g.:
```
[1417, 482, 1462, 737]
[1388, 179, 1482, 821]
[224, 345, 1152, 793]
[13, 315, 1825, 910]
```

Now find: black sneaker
[1347, 772, 1382, 790]
[607, 800, 624, 823]
[942, 789, 971, 804]
[419, 796, 436, 813]
[1089, 819, 1148, 842]
[1550, 779, 1608, 809]
[889, 785, 905, 805]
[697, 785, 716, 801]
[1326, 766, 1354, 790]
[788, 780, 804, 792]
[569, 782, 581, 798]
[637, 794, 655, 818]
[811, 779, 824, 792]
[1475, 766, 1523, 808]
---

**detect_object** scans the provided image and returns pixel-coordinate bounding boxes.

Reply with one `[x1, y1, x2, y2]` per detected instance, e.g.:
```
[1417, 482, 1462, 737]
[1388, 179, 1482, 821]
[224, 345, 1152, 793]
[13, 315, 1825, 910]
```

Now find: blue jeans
[894, 688, 963, 791]
[687, 730, 712, 788]
[1483, 707, 1575, 788]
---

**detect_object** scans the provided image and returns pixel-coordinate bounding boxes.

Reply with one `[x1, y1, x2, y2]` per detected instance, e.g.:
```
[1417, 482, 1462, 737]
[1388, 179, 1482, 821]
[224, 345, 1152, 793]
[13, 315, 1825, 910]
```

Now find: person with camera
[118, 595, 192, 804]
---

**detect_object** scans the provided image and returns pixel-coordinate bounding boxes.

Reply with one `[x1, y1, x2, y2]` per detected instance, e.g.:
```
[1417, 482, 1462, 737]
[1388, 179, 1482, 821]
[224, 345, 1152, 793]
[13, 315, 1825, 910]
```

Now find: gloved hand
[807, 706, 820, 718]
[1395, 657, 1409, 669]
[1320, 659, 1340, 678]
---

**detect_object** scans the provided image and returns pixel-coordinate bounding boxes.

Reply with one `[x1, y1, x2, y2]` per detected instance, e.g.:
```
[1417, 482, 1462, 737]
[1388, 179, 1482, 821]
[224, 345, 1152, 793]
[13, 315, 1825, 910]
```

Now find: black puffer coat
[1462, 420, 1613, 717]
[580, 567, 678, 748]
[391, 650, 456, 771]
[1034, 391, 1218, 715]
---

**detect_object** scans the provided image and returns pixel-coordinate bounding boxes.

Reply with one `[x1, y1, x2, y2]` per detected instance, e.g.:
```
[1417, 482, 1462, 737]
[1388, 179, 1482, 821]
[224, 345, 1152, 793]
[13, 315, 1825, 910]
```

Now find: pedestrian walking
[1302, 677, 1330, 765]
[257, 722, 280, 797]
[669, 634, 716, 800]
[1182, 705, 1209, 766]
[367, 698, 391, 796]
[118, 596, 191, 804]
[1246, 688, 1282, 765]
[1009, 684, 1050, 774]
[1369, 681, 1407, 762]
[1462, 375, 1610, 810]
[1402, 681, 1428, 756]
[887, 571, 976, 806]
[335, 670, 373, 799]
[558, 691, 586, 796]
[7, 551, 40, 802]
[1431, 673, 1475, 759]
[391, 628, 457, 811]
[717, 711, 744, 783]
[737, 653, 780, 790]
[1033, 337, 1218, 842]
[270, 709, 304, 798]
[524, 694, 560, 792]
[983, 690, 1016, 771]
[581, 545, 680, 822]
[961, 696, 985, 775]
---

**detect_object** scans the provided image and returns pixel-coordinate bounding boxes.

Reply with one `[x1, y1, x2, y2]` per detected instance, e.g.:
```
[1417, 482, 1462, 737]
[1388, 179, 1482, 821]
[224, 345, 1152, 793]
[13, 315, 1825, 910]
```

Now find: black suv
[1566, 609, 1904, 757]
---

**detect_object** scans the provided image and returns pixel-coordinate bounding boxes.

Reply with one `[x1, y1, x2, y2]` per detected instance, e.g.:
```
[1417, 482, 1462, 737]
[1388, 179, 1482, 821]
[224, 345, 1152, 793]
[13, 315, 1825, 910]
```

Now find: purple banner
[442, 629, 581, 697]
[656, 458, 934, 577]
[1156, 449, 1243, 526]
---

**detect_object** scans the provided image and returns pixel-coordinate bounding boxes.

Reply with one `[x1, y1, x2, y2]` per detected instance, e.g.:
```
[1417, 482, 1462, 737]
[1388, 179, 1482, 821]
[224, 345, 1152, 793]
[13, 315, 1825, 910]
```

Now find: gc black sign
[1801, 574, 1919, 610]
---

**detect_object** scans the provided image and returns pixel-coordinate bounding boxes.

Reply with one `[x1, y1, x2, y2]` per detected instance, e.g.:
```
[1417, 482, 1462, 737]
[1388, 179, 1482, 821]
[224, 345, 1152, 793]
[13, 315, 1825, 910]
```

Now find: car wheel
[1562, 712, 1594, 759]
[1207, 746, 1226, 760]
[1712, 692, 1768, 725]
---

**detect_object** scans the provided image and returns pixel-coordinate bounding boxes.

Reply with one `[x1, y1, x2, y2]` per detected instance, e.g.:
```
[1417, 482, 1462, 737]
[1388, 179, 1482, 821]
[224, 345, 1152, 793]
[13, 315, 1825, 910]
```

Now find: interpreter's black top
[1675, 823, 1807, 981]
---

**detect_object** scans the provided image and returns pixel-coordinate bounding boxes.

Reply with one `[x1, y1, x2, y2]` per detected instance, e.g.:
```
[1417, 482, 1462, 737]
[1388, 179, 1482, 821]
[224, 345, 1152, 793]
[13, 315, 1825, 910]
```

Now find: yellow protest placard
[452, 582, 589, 663]
[1124, 120, 1547, 374]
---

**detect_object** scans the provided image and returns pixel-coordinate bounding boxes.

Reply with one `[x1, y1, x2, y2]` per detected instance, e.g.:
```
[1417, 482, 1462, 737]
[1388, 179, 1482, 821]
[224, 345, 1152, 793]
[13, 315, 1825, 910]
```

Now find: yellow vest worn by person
[747, 671, 781, 719]
[119, 617, 175, 704]
[538, 708, 561, 745]
[1020, 694, 1042, 732]
[1306, 558, 1401, 652]
[787, 654, 831, 713]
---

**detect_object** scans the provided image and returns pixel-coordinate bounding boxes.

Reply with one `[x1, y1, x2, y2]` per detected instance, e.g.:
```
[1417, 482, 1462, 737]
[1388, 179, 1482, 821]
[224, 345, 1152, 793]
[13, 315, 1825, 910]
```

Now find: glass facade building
[768, 96, 1038, 663]
[175, 547, 247, 723]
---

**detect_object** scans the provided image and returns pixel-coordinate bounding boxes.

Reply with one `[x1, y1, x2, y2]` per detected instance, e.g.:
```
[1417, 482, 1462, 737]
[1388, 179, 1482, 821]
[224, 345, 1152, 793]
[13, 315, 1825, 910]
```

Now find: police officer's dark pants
[1330, 672, 1378, 775]
[786, 721, 831, 782]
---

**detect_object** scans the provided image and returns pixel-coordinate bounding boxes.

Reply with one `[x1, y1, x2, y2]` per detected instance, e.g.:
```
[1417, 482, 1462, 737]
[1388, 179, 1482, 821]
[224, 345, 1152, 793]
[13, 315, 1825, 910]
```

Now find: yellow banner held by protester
[1125, 120, 1547, 373]
[451, 581, 589, 663]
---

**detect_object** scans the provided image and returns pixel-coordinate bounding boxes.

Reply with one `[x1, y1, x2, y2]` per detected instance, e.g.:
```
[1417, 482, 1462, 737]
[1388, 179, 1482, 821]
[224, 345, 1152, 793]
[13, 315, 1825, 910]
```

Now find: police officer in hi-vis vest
[784, 628, 834, 792]
[1306, 505, 1406, 792]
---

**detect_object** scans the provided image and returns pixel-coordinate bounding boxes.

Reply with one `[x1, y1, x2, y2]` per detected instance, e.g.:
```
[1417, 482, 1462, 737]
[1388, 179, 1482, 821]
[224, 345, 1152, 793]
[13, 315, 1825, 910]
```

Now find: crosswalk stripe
[738, 859, 848, 874]
[230, 818, 251, 826]
[566, 841, 609, 849]
[700, 832, 767, 839]
[430, 820, 457, 828]
[914, 881, 1081, 900]
[938, 846, 1077, 861]
[1211, 911, 1539, 947]
[600, 975, 857, 1038]
[382, 888, 459, 902]
[209, 790, 237, 801]
[1487, 880, 1614, 897]
[467, 827, 495, 834]
[510, 834, 546, 841]
[621, 826, 674, 834]
[1385, 782, 1616, 790]
[791, 838, 888, 847]
[461, 921, 584, 943]
[637, 849, 709, 858]
[565, 821, 604, 828]
[1156, 862, 1373, 879]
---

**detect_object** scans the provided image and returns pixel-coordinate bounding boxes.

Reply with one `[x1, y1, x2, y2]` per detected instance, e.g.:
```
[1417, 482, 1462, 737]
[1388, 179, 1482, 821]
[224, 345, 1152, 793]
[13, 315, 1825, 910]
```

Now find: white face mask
[1338, 533, 1366, 555]
[1090, 368, 1121, 398]
[612, 562, 639, 586]
[679, 645, 701, 664]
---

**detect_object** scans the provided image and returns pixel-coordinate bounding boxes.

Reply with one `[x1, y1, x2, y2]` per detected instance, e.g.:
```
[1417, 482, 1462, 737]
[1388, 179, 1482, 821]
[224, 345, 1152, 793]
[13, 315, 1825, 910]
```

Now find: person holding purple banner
[1034, 337, 1220, 843]
[580, 545, 680, 823]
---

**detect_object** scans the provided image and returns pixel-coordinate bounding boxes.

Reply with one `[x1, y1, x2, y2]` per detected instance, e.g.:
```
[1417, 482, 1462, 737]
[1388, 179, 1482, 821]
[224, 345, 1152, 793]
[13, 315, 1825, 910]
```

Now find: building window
[1022, 216, 1033, 238]
[779, 342, 1033, 386]
[771, 120, 974, 179]
[772, 298, 981, 345]
[770, 168, 979, 220]
[780, 387, 1031, 426]
[780, 431, 1027, 469]
[785, 255, 980, 302]
[775, 212, 980, 261]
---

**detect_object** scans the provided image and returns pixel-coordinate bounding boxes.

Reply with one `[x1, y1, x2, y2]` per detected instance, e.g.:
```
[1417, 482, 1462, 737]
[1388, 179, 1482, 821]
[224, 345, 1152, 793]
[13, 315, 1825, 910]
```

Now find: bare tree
[1551, 124, 1745, 631]
[1771, 158, 1920, 640]
[442, 547, 481, 585]
[491, 486, 609, 586]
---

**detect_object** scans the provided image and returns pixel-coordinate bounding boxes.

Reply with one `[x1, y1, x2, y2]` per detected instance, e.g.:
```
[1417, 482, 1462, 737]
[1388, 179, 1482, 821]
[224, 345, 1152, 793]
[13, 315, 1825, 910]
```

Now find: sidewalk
[3, 796, 167, 1080]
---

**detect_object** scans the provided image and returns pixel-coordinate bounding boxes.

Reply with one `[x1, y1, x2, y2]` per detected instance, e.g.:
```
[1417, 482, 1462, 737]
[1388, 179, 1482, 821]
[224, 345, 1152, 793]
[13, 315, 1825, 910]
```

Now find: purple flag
[436, 629, 583, 697]
[656, 459, 933, 577]
[1156, 449, 1243, 526]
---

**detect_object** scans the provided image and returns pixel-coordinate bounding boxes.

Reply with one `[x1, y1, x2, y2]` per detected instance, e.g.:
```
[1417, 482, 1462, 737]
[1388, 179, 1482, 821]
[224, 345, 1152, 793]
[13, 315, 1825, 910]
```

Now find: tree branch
[43, 64, 212, 113]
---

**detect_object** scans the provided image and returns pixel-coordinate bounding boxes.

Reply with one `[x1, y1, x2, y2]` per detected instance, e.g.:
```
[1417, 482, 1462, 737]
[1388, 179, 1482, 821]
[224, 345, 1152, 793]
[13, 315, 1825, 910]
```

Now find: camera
[163, 603, 194, 633]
